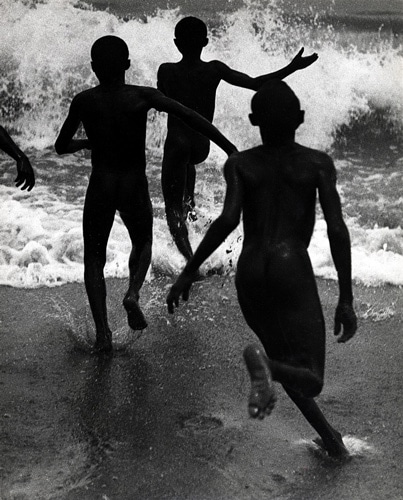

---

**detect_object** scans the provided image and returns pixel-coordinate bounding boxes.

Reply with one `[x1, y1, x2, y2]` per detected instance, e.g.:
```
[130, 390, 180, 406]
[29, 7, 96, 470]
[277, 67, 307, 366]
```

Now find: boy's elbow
[54, 140, 66, 155]
[328, 220, 350, 242]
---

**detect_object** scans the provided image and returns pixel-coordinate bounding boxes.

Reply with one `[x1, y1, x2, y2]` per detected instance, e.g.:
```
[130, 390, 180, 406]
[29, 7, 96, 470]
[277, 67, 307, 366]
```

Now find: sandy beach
[0, 275, 402, 499]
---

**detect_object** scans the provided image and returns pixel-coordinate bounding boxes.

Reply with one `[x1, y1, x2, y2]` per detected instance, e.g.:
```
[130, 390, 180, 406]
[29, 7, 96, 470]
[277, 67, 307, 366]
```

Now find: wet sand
[0, 276, 402, 499]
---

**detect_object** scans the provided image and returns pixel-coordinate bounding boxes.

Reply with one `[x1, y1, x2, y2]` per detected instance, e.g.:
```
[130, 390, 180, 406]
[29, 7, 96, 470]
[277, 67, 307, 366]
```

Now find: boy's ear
[298, 110, 305, 126]
[125, 59, 131, 70]
[249, 113, 258, 126]
[203, 37, 209, 47]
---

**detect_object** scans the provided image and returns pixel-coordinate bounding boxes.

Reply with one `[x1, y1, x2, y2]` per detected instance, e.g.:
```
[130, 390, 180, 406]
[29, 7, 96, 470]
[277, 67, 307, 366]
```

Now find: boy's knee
[303, 376, 323, 398]
[84, 251, 106, 268]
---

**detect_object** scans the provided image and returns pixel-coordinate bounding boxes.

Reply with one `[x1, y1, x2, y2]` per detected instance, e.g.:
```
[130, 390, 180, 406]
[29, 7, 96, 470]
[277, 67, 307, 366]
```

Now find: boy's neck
[179, 48, 203, 64]
[261, 131, 296, 147]
[98, 74, 126, 88]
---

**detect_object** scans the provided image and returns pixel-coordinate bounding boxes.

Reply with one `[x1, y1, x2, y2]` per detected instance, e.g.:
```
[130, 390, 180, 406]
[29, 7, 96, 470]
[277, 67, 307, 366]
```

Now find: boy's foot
[313, 433, 350, 460]
[123, 295, 148, 331]
[243, 344, 276, 419]
[93, 330, 113, 354]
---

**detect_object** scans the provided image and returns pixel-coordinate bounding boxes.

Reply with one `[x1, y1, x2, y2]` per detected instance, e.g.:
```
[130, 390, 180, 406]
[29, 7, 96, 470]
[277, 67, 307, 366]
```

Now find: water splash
[0, 0, 401, 152]
[297, 435, 375, 457]
[0, 0, 402, 288]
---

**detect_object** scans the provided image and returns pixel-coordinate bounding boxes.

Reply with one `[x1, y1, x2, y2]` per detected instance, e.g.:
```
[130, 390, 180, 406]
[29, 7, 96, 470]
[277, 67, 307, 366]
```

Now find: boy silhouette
[157, 16, 318, 261]
[167, 80, 357, 458]
[0, 125, 35, 191]
[55, 35, 236, 353]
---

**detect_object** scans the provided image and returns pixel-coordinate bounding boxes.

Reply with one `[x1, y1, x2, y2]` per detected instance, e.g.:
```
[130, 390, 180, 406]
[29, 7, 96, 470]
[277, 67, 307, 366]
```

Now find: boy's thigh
[83, 174, 117, 248]
[119, 201, 153, 245]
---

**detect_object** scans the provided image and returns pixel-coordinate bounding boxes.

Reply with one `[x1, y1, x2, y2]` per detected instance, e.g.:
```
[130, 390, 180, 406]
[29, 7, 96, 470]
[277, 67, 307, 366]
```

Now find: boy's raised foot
[243, 344, 277, 419]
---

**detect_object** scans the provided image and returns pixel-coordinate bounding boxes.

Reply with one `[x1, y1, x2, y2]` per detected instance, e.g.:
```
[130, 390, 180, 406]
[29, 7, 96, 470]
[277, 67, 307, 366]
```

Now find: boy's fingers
[183, 286, 190, 301]
[166, 293, 176, 314]
[297, 47, 304, 57]
[337, 327, 355, 343]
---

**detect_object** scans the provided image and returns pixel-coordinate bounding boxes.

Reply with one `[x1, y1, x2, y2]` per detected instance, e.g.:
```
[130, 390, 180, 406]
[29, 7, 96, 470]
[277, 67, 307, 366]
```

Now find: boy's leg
[243, 344, 277, 419]
[162, 137, 193, 261]
[184, 163, 197, 220]
[242, 343, 348, 457]
[83, 175, 116, 352]
[283, 387, 349, 458]
[237, 251, 349, 457]
[120, 205, 152, 330]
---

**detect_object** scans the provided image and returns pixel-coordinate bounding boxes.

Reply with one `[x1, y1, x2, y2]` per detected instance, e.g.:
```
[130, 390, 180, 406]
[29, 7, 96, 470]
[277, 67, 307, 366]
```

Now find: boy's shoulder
[158, 59, 223, 73]
[71, 85, 107, 105]
[73, 86, 97, 100]
[296, 144, 334, 171]
[227, 143, 334, 170]
[74, 84, 159, 99]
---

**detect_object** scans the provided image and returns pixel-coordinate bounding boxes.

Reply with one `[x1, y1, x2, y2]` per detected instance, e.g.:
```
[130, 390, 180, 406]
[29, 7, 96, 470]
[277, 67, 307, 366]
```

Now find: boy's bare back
[60, 85, 174, 172]
[158, 60, 223, 121]
[232, 143, 335, 249]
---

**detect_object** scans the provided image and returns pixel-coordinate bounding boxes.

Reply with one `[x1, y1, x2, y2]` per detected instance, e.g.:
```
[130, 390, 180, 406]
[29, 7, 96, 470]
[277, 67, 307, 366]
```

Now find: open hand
[166, 270, 196, 314]
[291, 47, 318, 70]
[334, 302, 357, 343]
[15, 156, 35, 191]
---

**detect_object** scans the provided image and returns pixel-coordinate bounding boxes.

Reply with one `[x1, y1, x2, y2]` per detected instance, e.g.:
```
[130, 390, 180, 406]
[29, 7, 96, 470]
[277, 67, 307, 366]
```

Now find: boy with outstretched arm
[55, 35, 236, 353]
[0, 125, 35, 191]
[167, 80, 357, 458]
[157, 16, 318, 262]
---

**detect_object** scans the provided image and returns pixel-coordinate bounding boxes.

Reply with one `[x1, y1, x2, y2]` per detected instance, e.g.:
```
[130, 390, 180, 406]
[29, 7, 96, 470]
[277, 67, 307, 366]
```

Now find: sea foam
[0, 0, 402, 288]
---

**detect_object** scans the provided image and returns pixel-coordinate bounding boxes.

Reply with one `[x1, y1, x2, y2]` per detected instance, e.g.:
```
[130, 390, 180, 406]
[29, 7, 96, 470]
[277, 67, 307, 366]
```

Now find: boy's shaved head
[91, 35, 129, 73]
[251, 80, 303, 133]
[175, 17, 208, 42]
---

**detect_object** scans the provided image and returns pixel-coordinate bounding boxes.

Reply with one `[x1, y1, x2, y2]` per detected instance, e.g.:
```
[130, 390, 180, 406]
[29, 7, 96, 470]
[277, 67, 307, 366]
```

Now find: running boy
[55, 35, 236, 353]
[157, 16, 318, 261]
[167, 80, 357, 458]
[0, 125, 35, 191]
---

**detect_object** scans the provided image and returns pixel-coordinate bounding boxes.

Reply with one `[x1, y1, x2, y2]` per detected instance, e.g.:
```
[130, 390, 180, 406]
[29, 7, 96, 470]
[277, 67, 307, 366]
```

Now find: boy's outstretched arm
[149, 91, 237, 156]
[167, 156, 243, 313]
[0, 125, 35, 191]
[218, 48, 318, 91]
[318, 156, 357, 343]
[55, 97, 91, 155]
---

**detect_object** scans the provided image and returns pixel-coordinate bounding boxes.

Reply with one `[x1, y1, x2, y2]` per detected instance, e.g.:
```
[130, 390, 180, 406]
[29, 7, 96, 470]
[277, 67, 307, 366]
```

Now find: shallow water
[1, 278, 402, 499]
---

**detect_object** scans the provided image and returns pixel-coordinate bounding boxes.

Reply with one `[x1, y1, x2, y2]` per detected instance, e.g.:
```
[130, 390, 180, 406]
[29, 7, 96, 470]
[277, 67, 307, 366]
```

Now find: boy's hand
[15, 156, 35, 191]
[290, 48, 318, 70]
[166, 270, 196, 313]
[334, 302, 357, 343]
